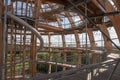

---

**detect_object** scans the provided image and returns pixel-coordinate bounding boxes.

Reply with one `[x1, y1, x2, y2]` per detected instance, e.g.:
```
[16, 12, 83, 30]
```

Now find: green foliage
[38, 53, 49, 60]
[37, 63, 49, 73]
[36, 63, 63, 73]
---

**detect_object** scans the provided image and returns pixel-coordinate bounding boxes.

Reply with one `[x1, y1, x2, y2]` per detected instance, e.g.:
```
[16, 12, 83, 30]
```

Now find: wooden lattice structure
[0, 0, 120, 80]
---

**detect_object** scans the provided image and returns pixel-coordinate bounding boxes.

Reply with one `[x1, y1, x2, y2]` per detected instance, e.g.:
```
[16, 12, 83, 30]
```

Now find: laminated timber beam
[87, 28, 96, 50]
[99, 24, 112, 53]
[8, 15, 63, 32]
[74, 30, 81, 66]
[61, 33, 67, 70]
[48, 33, 52, 74]
[64, 11, 75, 27]
[92, 0, 120, 43]
[7, 12, 43, 49]
[48, 3, 63, 28]
[30, 0, 39, 77]
[37, 23, 63, 32]
[88, 11, 120, 19]
[66, 0, 120, 51]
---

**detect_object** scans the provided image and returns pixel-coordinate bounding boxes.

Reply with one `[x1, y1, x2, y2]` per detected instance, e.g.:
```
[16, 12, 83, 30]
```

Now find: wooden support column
[48, 33, 52, 74]
[30, 0, 39, 77]
[30, 29, 37, 77]
[87, 28, 96, 50]
[30, 34, 36, 77]
[23, 26, 26, 78]
[74, 30, 81, 66]
[99, 24, 112, 53]
[87, 28, 97, 63]
[10, 3, 14, 79]
[61, 33, 67, 70]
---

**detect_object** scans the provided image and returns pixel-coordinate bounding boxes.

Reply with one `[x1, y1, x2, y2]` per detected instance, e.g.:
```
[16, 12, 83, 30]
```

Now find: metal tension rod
[64, 0, 91, 10]
[66, 0, 120, 51]
[2, 0, 8, 80]
[89, 11, 120, 19]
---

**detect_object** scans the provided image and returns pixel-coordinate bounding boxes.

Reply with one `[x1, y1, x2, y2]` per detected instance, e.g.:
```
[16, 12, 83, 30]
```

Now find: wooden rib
[20, 26, 23, 78]
[30, 0, 38, 77]
[22, 26, 26, 78]
[87, 28, 96, 50]
[37, 23, 63, 31]
[48, 33, 52, 74]
[99, 24, 112, 53]
[74, 30, 81, 66]
[64, 11, 75, 28]
[87, 28, 97, 63]
[80, 4, 94, 15]
[61, 33, 67, 70]
[48, 3, 62, 28]
[92, 0, 120, 43]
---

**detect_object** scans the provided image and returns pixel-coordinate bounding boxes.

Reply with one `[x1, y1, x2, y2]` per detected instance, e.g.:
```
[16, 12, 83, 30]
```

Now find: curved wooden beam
[7, 12, 44, 50]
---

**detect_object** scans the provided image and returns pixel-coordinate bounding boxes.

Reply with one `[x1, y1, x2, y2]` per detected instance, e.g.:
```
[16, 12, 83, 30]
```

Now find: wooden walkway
[37, 61, 76, 68]
[34, 59, 120, 80]
[93, 63, 120, 80]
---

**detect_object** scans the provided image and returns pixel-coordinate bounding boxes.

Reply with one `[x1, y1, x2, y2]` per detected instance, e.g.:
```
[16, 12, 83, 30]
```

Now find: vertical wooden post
[61, 33, 67, 70]
[30, 30, 37, 77]
[23, 26, 26, 78]
[48, 33, 52, 74]
[99, 24, 112, 53]
[74, 30, 81, 66]
[87, 28, 96, 50]
[87, 28, 97, 63]
[30, 0, 39, 77]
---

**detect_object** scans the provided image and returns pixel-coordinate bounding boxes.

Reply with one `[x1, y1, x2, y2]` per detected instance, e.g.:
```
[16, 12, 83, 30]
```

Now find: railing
[33, 58, 120, 80]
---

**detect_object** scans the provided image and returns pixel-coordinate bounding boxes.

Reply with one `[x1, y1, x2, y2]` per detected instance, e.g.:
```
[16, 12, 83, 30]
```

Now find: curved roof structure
[0, 0, 120, 80]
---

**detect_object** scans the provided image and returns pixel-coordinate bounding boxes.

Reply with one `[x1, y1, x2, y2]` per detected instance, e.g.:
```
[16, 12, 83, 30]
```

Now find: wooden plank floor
[93, 63, 120, 80]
